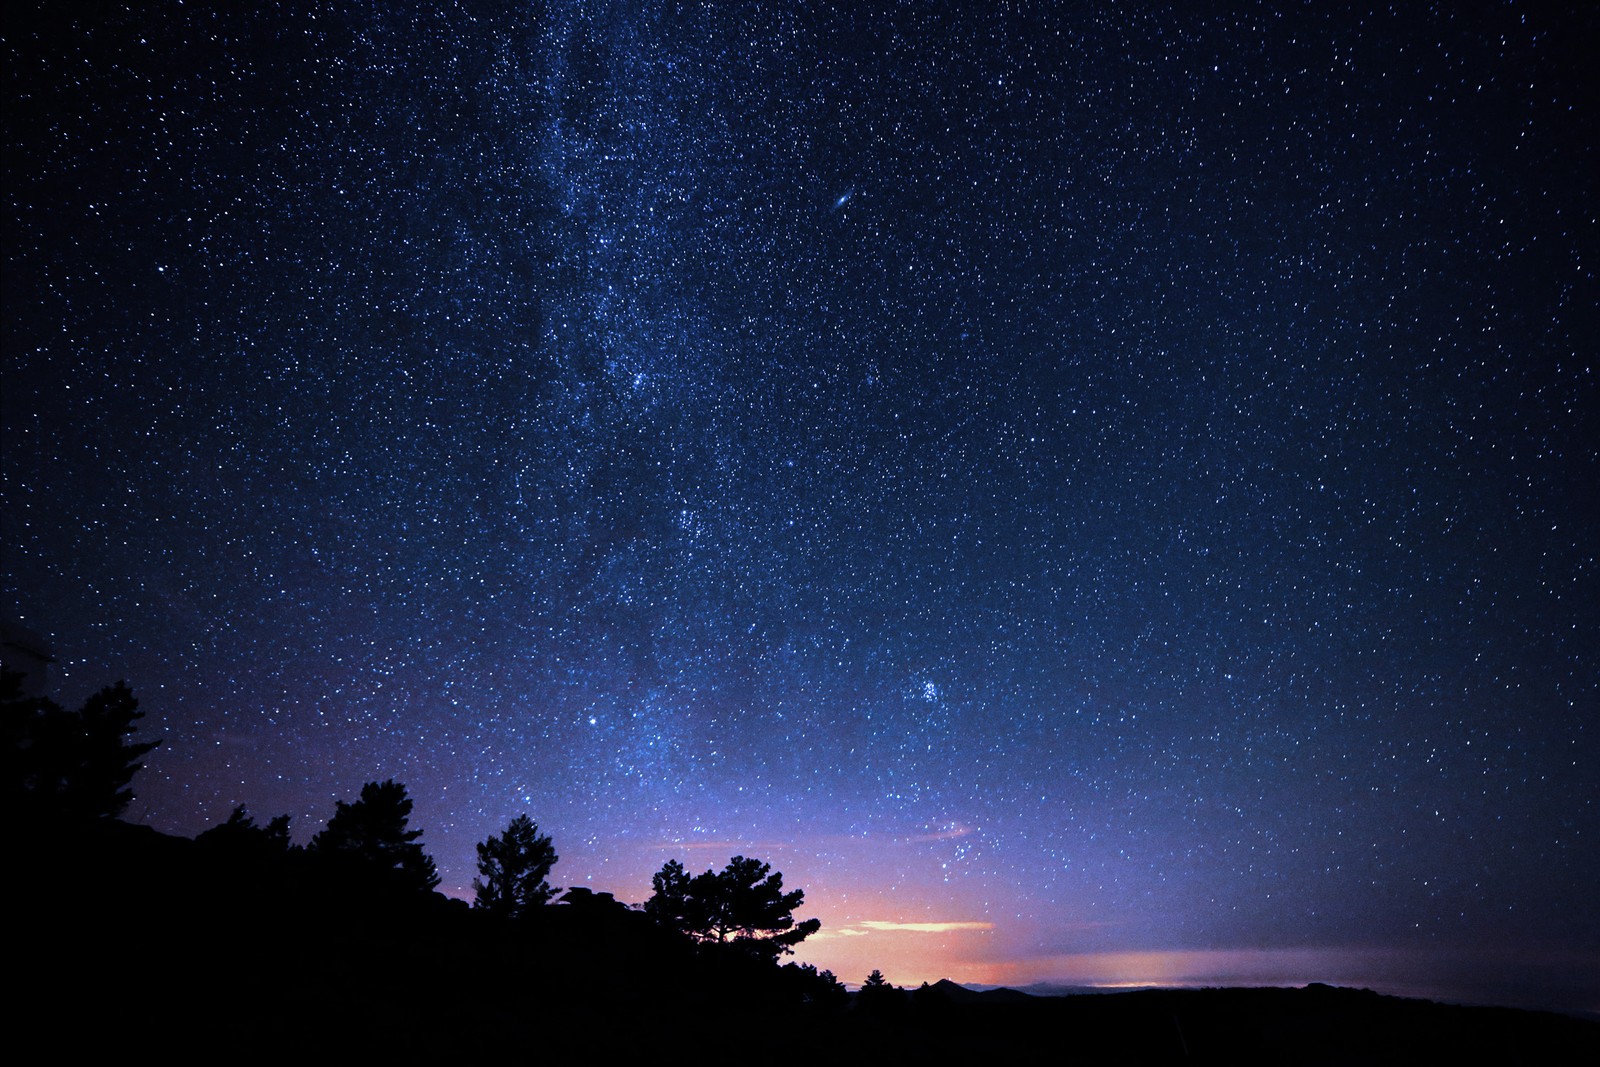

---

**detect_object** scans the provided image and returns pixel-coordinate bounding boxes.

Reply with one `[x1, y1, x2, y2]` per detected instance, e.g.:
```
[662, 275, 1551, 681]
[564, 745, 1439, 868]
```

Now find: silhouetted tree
[858, 968, 907, 1013]
[716, 855, 821, 955]
[3, 669, 161, 824]
[196, 805, 293, 855]
[473, 813, 558, 917]
[785, 962, 849, 1008]
[644, 855, 820, 959]
[643, 858, 709, 933]
[309, 779, 439, 892]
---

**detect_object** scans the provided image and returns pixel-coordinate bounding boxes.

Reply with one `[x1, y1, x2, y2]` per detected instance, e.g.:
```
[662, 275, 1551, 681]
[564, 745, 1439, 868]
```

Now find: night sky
[4, 2, 1596, 1012]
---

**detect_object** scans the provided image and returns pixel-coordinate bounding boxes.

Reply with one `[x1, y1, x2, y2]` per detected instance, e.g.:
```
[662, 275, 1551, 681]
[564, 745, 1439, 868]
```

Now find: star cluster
[4, 2, 1595, 1009]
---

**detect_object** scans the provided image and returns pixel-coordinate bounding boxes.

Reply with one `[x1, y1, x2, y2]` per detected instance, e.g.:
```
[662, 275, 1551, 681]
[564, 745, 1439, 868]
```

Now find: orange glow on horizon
[790, 937, 1593, 1003]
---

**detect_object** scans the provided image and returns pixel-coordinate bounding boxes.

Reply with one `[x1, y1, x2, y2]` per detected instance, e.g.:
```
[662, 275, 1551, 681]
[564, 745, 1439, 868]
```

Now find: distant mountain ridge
[918, 978, 1037, 1004]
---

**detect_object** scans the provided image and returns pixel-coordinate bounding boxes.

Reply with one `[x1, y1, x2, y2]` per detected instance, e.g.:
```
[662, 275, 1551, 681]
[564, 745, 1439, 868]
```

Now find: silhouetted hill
[13, 821, 1598, 1064]
[1013, 980, 1134, 997]
[917, 978, 1036, 1004]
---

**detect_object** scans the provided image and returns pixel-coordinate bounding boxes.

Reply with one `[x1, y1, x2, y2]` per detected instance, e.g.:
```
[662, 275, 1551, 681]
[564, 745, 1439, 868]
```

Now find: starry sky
[4, 1, 1596, 1013]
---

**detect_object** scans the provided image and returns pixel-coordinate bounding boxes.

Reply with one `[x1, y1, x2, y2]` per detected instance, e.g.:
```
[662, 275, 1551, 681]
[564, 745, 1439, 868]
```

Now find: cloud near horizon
[811, 920, 995, 940]
[860, 920, 994, 933]
[819, 921, 992, 940]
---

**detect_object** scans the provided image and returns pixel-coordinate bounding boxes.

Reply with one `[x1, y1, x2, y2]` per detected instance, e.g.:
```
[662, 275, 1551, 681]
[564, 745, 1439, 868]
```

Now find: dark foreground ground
[17, 822, 1597, 1065]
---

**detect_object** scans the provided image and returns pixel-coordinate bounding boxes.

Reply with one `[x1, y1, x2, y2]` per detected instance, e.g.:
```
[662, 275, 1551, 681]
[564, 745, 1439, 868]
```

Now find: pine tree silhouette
[309, 779, 439, 892]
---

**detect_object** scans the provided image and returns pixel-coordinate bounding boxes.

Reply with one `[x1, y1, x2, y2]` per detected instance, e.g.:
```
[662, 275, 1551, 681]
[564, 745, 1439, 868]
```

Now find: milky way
[5, 2, 1595, 1009]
